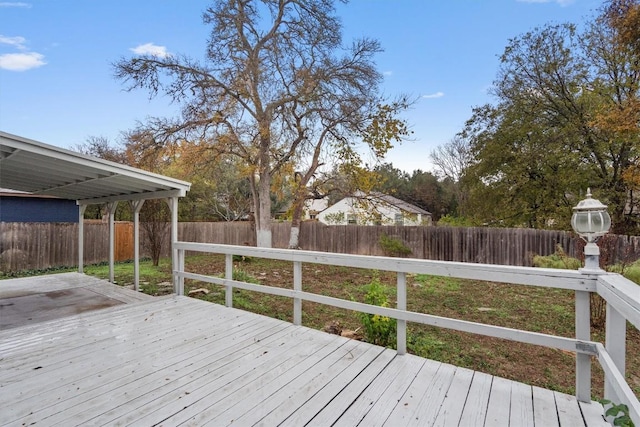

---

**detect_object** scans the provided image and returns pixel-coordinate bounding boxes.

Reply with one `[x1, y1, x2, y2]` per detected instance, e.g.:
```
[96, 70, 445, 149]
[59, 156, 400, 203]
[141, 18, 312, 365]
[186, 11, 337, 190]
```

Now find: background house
[0, 189, 78, 223]
[303, 198, 330, 220]
[316, 191, 432, 226]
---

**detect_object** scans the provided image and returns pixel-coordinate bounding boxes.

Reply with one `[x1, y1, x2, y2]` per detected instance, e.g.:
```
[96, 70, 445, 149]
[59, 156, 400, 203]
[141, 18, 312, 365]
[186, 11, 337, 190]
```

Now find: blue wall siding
[0, 196, 79, 222]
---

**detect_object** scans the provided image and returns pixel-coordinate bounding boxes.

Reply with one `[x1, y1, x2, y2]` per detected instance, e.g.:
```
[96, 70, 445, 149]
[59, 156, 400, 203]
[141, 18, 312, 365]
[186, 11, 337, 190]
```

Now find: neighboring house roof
[306, 198, 329, 213]
[369, 192, 431, 216]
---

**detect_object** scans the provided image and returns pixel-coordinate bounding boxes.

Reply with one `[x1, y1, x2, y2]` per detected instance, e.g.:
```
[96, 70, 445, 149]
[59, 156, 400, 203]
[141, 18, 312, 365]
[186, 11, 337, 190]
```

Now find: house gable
[317, 192, 432, 226]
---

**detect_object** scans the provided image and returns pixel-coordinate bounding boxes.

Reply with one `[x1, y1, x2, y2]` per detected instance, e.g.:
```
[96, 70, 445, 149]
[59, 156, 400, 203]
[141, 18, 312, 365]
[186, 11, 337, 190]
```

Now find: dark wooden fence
[2, 221, 640, 272]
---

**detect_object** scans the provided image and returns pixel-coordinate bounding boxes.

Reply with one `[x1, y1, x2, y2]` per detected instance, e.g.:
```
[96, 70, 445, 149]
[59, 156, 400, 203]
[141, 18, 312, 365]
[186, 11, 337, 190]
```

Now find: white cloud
[422, 91, 444, 99]
[130, 43, 169, 58]
[383, 70, 393, 76]
[0, 2, 31, 7]
[0, 52, 45, 71]
[0, 35, 27, 49]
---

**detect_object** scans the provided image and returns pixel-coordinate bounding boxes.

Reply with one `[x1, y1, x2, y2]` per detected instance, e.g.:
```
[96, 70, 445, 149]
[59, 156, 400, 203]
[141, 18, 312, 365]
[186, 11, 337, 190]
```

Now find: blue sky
[0, 0, 601, 173]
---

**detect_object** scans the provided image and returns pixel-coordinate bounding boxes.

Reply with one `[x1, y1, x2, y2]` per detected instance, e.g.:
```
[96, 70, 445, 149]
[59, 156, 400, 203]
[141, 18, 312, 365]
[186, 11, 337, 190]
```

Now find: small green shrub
[437, 214, 476, 227]
[359, 274, 396, 347]
[379, 234, 412, 257]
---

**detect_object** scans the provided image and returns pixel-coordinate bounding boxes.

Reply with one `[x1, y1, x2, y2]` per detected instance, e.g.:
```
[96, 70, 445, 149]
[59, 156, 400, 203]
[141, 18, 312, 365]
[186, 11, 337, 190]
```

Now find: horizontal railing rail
[173, 241, 639, 425]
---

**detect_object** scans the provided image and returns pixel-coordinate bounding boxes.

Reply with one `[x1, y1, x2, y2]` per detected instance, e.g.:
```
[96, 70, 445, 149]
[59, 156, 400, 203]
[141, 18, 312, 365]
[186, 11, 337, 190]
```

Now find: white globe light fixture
[571, 188, 611, 272]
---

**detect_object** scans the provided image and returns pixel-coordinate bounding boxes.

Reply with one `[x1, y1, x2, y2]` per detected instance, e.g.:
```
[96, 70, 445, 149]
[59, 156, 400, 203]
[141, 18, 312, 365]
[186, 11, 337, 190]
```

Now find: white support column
[575, 290, 591, 402]
[77, 204, 87, 273]
[605, 302, 626, 402]
[131, 200, 145, 292]
[107, 202, 118, 283]
[397, 272, 407, 355]
[293, 261, 302, 326]
[165, 197, 179, 294]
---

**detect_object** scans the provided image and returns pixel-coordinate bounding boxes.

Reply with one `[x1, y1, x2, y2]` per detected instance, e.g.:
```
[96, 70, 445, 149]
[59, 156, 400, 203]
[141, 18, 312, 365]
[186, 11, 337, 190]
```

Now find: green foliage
[0, 264, 76, 279]
[359, 275, 396, 347]
[456, 4, 640, 232]
[407, 333, 449, 360]
[372, 163, 454, 220]
[378, 234, 412, 257]
[232, 269, 259, 284]
[323, 211, 346, 225]
[414, 274, 461, 293]
[532, 245, 582, 270]
[600, 399, 634, 427]
[437, 214, 476, 227]
[607, 259, 640, 285]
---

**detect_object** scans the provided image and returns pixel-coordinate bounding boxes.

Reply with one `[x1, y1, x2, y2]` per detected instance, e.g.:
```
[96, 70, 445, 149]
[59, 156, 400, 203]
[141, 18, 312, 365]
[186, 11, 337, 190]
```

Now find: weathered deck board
[0, 273, 608, 427]
[533, 386, 561, 427]
[0, 272, 152, 330]
[457, 369, 493, 425]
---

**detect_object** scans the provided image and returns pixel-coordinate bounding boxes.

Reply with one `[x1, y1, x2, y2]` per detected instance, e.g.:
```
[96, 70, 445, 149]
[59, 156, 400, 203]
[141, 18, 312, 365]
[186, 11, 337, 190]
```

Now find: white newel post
[571, 188, 611, 403]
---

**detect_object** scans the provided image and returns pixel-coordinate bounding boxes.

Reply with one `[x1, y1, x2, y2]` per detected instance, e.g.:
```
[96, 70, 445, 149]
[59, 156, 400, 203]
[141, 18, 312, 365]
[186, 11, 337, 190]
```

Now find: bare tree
[429, 135, 472, 183]
[75, 136, 128, 164]
[115, 0, 408, 247]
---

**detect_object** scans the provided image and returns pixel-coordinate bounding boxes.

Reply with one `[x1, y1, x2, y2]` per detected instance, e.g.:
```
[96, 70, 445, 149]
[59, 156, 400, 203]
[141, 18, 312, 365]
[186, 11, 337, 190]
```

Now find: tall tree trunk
[256, 168, 272, 248]
[288, 198, 305, 249]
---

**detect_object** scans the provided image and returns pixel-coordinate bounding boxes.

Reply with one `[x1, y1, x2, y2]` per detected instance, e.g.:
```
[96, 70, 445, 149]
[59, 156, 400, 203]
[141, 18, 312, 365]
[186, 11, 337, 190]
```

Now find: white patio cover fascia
[0, 131, 191, 289]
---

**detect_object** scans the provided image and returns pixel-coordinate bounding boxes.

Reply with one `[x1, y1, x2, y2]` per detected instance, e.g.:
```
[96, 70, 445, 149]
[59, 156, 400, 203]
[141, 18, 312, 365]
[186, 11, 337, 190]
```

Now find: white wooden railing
[173, 242, 640, 425]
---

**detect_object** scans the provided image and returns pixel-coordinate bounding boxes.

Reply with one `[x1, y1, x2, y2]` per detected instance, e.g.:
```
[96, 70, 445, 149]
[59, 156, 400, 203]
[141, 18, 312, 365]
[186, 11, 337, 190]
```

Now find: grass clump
[532, 245, 581, 270]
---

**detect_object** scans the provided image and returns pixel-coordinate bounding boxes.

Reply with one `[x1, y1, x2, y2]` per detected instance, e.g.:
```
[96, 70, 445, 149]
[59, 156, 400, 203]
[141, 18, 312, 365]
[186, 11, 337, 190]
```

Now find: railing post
[605, 302, 626, 402]
[575, 290, 591, 402]
[293, 261, 302, 326]
[225, 253, 233, 308]
[177, 248, 185, 296]
[397, 272, 407, 355]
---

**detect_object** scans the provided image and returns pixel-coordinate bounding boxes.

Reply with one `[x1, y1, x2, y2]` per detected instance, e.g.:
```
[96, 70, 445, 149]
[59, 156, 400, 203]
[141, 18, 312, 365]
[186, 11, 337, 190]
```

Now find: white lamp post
[571, 188, 611, 272]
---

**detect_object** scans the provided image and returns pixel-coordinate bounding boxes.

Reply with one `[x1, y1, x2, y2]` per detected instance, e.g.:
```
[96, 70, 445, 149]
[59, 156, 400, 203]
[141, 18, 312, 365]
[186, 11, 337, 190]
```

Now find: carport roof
[0, 131, 191, 204]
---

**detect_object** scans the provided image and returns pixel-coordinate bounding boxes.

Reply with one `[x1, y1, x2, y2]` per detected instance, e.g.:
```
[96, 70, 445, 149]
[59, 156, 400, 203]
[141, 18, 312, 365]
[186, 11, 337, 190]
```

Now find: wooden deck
[0, 273, 608, 426]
